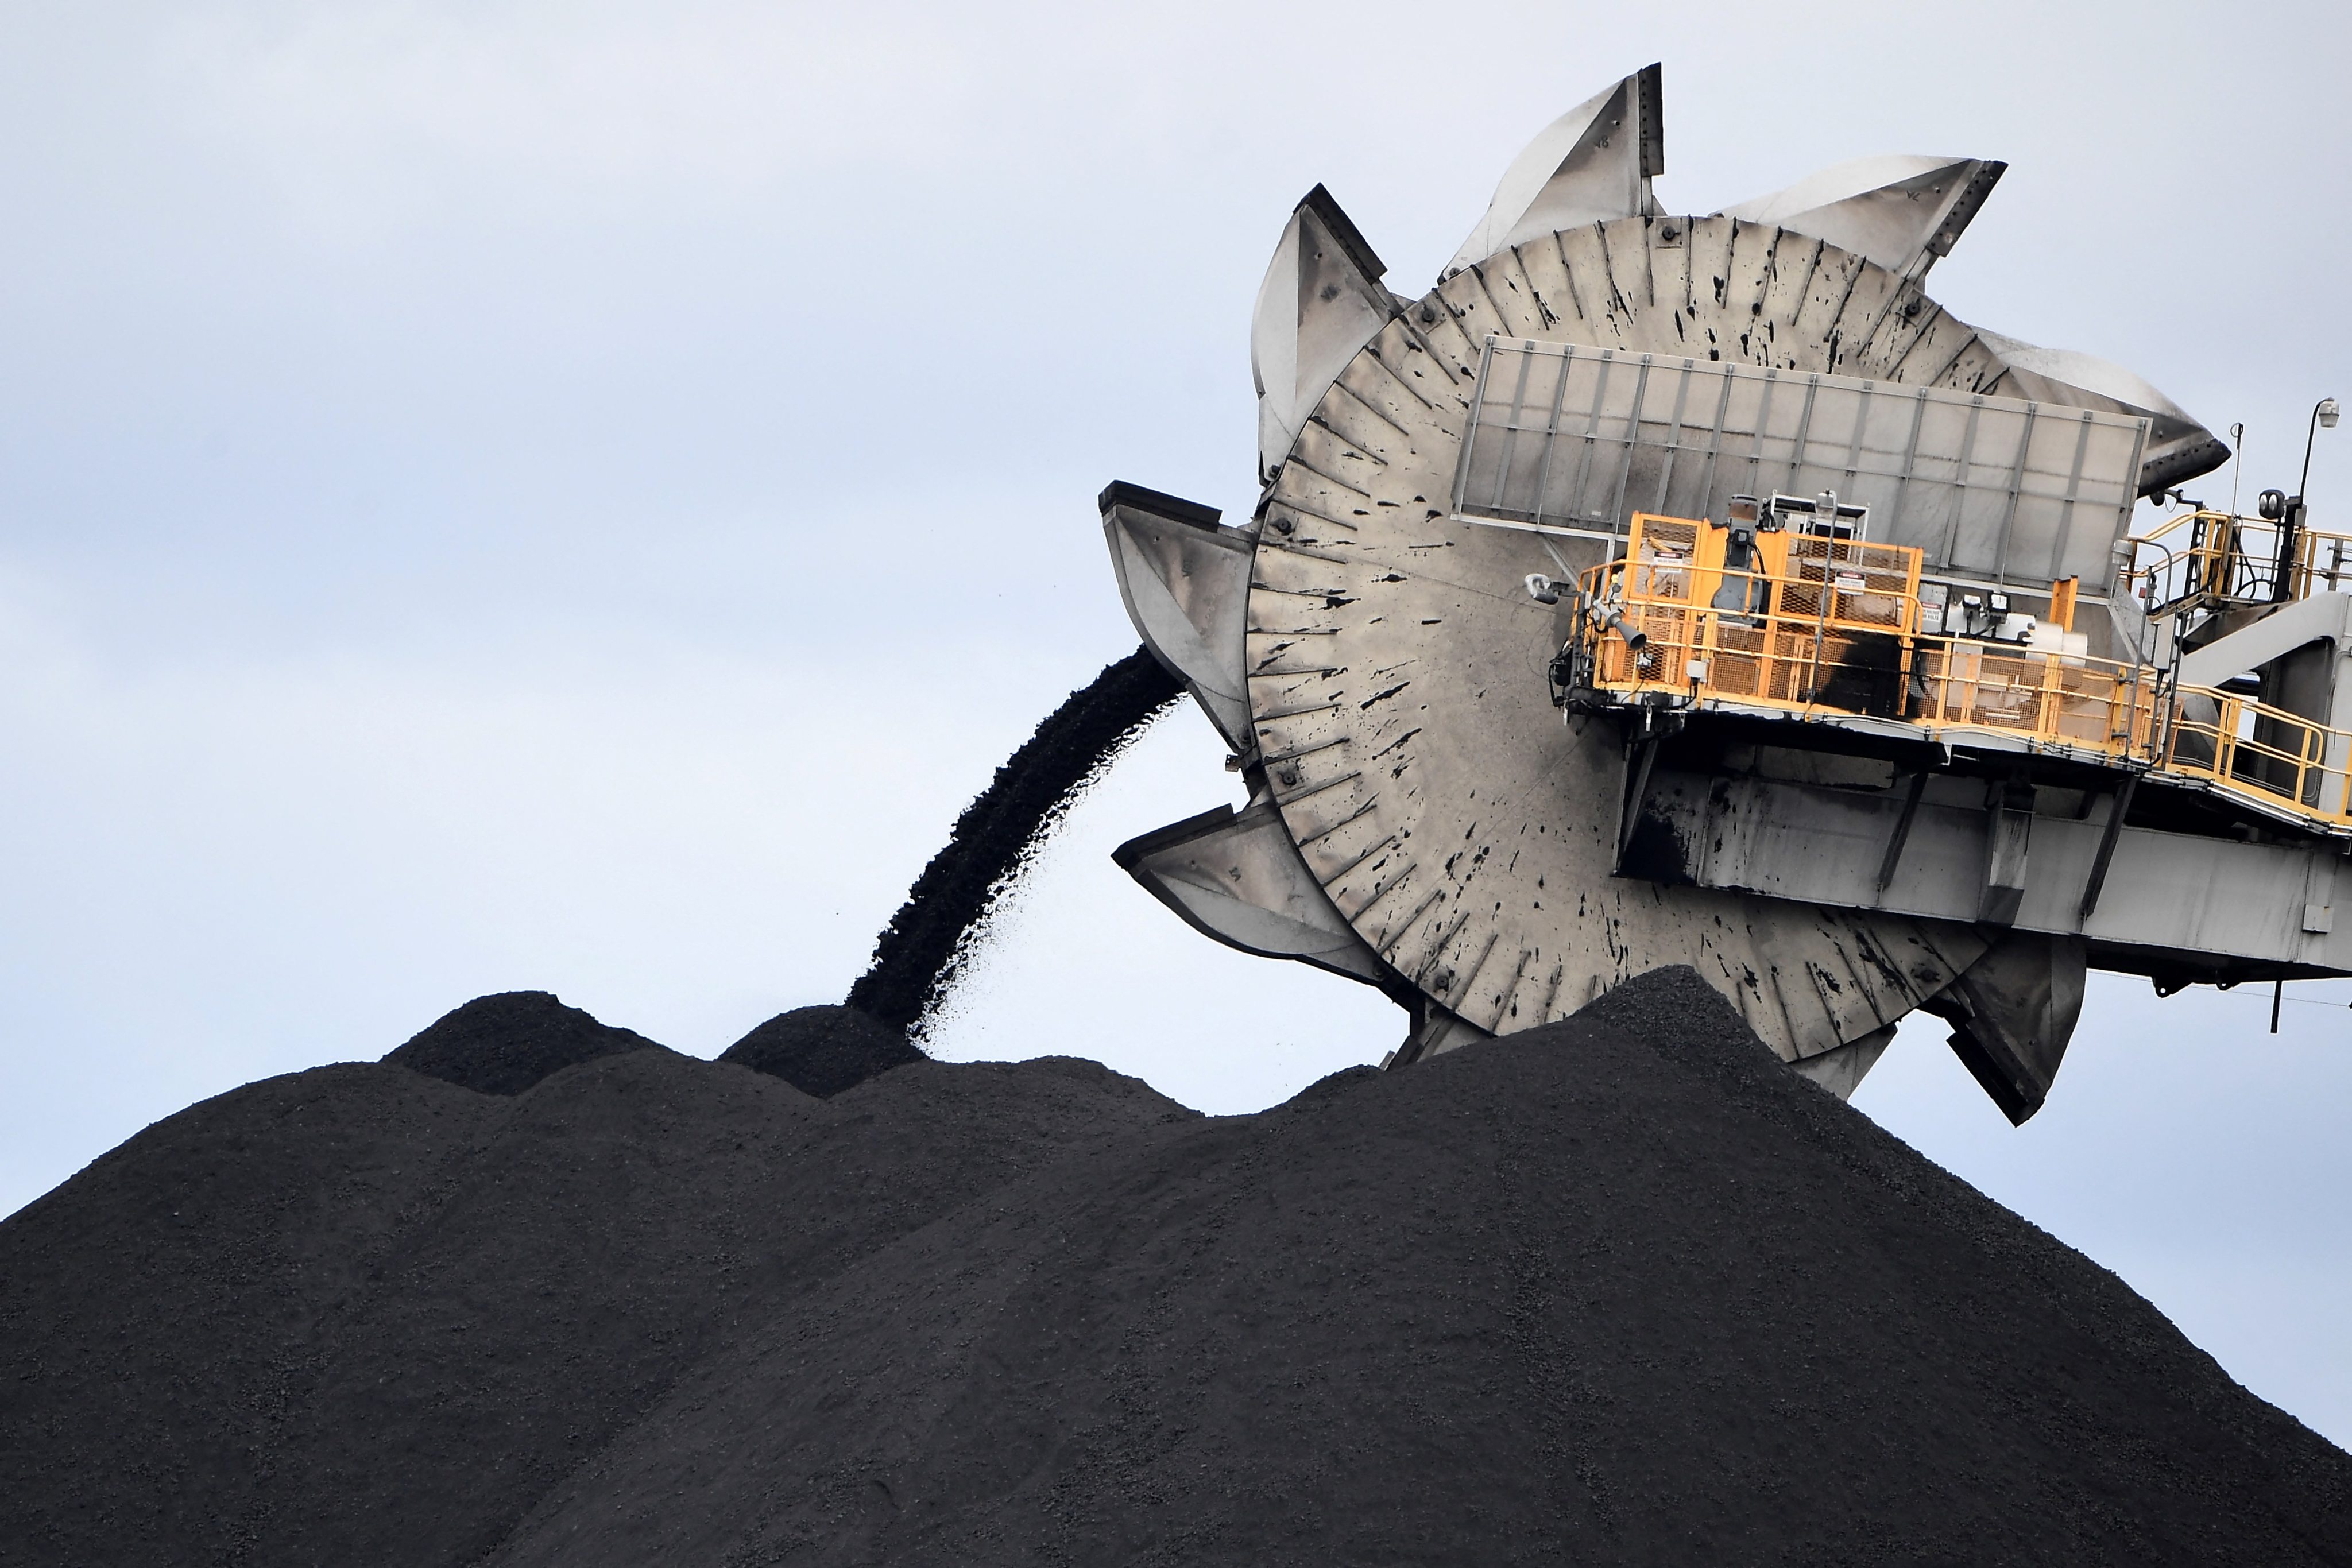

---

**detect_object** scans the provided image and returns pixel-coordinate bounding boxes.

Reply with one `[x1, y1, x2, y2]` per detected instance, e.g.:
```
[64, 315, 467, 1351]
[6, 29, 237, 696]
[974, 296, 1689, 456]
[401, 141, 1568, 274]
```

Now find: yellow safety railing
[1909, 640, 2162, 756]
[2130, 508, 2352, 613]
[2158, 690, 2352, 820]
[1584, 558, 2161, 756]
[1575, 527, 2352, 832]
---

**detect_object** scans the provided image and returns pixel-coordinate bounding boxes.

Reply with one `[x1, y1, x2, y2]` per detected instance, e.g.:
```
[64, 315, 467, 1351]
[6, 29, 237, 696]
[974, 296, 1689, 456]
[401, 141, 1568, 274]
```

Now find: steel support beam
[1625, 767, 2352, 973]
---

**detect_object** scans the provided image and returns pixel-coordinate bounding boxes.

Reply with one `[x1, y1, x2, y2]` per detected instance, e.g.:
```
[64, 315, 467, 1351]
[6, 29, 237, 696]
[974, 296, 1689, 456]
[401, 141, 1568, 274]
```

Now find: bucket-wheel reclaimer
[1103, 64, 2342, 1121]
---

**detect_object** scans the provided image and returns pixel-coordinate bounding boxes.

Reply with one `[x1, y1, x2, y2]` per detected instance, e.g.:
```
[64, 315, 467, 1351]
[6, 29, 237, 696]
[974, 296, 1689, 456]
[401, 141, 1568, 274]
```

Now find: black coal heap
[383, 989, 669, 1095]
[4, 967, 2347, 1566]
[721, 1004, 922, 1098]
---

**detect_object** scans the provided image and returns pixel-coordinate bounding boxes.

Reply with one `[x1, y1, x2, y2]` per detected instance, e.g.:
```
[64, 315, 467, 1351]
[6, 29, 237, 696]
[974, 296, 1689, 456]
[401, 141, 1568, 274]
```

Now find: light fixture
[2299, 396, 2341, 502]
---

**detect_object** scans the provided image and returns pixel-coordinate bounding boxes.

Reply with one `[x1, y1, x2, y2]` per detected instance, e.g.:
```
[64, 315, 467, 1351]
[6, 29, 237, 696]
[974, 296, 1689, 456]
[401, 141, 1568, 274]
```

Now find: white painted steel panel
[1453, 339, 2149, 587]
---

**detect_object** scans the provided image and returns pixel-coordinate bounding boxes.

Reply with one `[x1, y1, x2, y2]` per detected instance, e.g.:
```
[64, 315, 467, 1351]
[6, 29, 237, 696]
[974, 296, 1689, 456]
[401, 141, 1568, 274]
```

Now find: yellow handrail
[1576, 553, 2352, 831]
[2130, 508, 2352, 611]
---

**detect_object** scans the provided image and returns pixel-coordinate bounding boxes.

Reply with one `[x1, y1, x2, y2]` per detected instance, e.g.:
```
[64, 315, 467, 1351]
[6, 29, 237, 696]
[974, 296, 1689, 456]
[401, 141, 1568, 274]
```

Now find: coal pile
[721, 1004, 923, 1098]
[383, 989, 670, 1094]
[0, 1001, 1182, 1567]
[5, 969, 2349, 1566]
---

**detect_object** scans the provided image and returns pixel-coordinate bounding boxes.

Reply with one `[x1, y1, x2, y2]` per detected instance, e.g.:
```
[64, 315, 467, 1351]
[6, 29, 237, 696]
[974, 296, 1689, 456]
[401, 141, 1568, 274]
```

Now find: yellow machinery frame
[1574, 513, 2352, 831]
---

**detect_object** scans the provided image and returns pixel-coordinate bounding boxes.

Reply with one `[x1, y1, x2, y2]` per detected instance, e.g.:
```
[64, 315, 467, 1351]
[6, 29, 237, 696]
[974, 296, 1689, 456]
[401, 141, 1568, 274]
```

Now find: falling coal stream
[845, 644, 1183, 1033]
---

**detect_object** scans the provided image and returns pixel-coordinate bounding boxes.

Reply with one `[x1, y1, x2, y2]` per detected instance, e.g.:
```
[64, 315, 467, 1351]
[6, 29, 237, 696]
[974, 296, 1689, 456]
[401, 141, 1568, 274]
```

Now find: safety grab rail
[2128, 508, 2352, 612]
[1573, 557, 2352, 830]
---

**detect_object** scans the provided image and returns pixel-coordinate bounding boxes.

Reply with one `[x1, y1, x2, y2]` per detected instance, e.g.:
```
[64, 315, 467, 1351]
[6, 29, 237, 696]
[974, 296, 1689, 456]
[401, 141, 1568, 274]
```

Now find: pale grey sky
[2, 0, 2348, 1442]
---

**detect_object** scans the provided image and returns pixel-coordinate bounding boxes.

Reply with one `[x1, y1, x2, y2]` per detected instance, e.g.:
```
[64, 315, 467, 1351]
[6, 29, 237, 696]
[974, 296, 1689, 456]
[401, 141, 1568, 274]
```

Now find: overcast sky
[3, 0, 2349, 1443]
